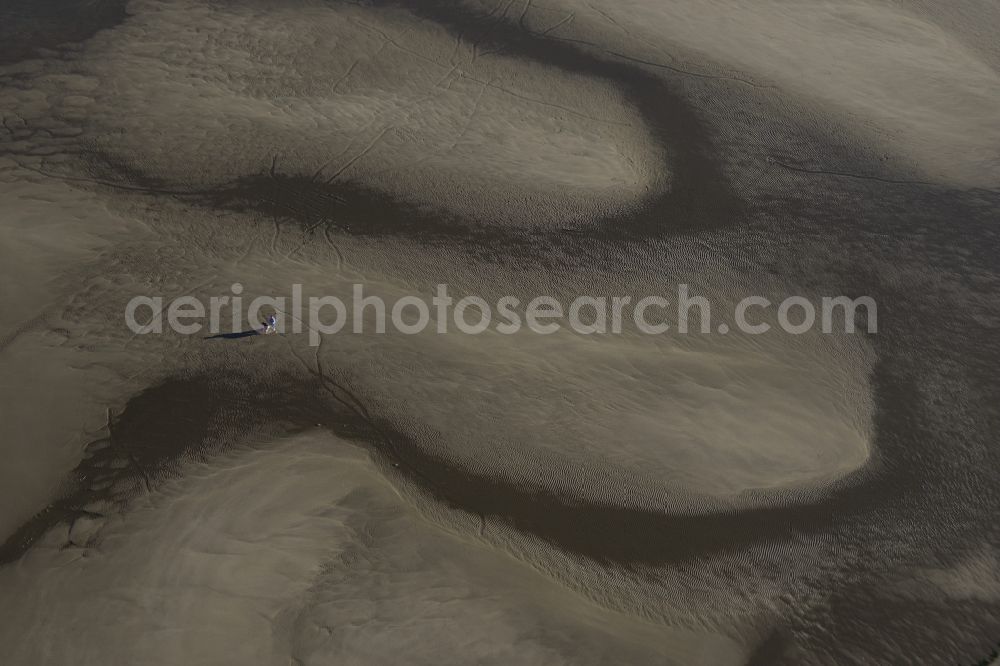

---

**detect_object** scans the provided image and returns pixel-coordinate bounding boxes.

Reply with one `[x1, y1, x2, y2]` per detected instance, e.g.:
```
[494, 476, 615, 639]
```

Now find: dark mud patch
[0, 0, 128, 66]
[0, 372, 371, 564]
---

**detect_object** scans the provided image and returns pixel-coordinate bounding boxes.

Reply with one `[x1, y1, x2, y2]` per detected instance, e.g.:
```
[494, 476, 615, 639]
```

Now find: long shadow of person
[203, 329, 261, 340]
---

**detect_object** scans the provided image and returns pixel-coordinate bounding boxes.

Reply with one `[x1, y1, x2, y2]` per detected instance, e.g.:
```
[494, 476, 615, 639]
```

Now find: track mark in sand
[448, 31, 463, 65]
[584, 3, 673, 58]
[324, 125, 395, 184]
[314, 337, 373, 424]
[270, 215, 282, 254]
[311, 141, 358, 183]
[349, 17, 450, 72]
[518, 0, 532, 30]
[486, 0, 516, 20]
[447, 79, 490, 152]
[540, 12, 575, 36]
[234, 227, 261, 266]
[269, 155, 283, 253]
[322, 222, 347, 271]
[461, 74, 629, 126]
[302, 218, 329, 236]
[545, 34, 603, 52]
[586, 2, 624, 32]
[331, 59, 359, 94]
[605, 51, 774, 89]
[278, 328, 451, 503]
[474, 45, 506, 60]
[282, 332, 374, 431]
[767, 156, 935, 186]
[284, 218, 329, 261]
[485, 0, 505, 18]
[432, 63, 460, 88]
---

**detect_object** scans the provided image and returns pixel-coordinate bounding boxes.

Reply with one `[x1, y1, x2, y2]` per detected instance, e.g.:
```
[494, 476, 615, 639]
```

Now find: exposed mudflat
[1, 0, 999, 664]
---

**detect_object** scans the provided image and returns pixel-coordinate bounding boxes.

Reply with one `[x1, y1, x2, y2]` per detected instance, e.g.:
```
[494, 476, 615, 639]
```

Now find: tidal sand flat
[1, 0, 999, 664]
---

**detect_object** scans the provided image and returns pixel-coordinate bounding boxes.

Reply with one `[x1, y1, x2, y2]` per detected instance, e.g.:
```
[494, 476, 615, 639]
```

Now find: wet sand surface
[1, 0, 1000, 664]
